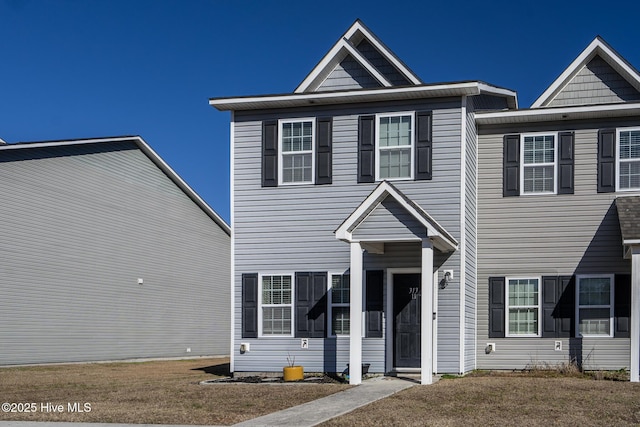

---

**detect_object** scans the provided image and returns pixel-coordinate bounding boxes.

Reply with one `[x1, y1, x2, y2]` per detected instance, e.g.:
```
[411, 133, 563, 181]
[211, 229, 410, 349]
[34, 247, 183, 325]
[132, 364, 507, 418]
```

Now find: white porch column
[631, 246, 640, 382]
[349, 241, 364, 385]
[421, 239, 434, 385]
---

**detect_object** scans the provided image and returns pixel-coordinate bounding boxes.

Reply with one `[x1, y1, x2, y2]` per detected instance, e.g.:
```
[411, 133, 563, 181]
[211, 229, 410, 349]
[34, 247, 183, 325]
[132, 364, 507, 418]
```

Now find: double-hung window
[329, 274, 350, 336]
[260, 274, 293, 336]
[376, 113, 414, 180]
[280, 119, 315, 185]
[521, 134, 556, 194]
[506, 277, 540, 336]
[577, 275, 613, 337]
[617, 128, 640, 190]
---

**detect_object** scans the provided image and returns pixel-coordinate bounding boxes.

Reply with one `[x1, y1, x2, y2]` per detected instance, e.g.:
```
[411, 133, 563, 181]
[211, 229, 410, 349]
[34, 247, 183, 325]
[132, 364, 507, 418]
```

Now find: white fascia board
[624, 240, 640, 245]
[531, 37, 640, 108]
[476, 102, 640, 125]
[345, 20, 422, 85]
[210, 82, 482, 111]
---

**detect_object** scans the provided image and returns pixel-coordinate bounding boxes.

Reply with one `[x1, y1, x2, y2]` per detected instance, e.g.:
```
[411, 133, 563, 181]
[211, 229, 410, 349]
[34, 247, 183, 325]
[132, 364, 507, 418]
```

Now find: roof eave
[476, 102, 640, 125]
[210, 82, 517, 112]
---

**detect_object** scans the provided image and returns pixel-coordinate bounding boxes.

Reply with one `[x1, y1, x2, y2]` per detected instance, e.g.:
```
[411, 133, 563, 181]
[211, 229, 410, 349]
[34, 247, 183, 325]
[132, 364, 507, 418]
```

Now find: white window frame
[278, 118, 316, 186]
[576, 274, 614, 338]
[258, 273, 294, 337]
[616, 127, 640, 192]
[328, 273, 350, 337]
[505, 276, 542, 337]
[375, 112, 415, 181]
[520, 132, 558, 195]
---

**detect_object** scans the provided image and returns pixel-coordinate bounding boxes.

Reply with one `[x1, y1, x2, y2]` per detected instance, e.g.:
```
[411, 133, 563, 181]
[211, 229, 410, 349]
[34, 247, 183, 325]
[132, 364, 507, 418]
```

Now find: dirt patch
[203, 374, 344, 384]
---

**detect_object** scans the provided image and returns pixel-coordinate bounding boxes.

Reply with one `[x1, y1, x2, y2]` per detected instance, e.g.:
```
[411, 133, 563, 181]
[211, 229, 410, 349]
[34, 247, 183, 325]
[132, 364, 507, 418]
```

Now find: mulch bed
[201, 374, 345, 384]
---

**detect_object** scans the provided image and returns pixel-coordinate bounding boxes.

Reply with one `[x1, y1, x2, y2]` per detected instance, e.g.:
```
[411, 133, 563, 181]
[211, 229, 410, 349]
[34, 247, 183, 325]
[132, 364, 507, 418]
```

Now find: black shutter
[295, 272, 327, 338]
[542, 276, 558, 337]
[598, 129, 616, 193]
[488, 277, 505, 338]
[365, 270, 384, 338]
[316, 117, 332, 185]
[358, 115, 375, 183]
[542, 275, 574, 338]
[415, 111, 433, 180]
[558, 132, 575, 194]
[262, 120, 278, 187]
[242, 273, 258, 338]
[615, 274, 631, 338]
[557, 276, 575, 337]
[503, 135, 520, 197]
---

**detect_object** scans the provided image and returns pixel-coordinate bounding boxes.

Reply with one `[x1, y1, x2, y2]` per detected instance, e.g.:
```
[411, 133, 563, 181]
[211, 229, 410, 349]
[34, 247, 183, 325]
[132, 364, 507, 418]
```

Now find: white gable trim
[531, 36, 640, 108]
[295, 20, 421, 93]
[334, 181, 458, 252]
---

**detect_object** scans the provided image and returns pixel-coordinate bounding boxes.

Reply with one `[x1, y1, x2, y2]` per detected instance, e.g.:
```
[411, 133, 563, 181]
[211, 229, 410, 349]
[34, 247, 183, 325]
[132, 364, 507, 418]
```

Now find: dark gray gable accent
[262, 120, 278, 187]
[598, 128, 616, 193]
[315, 117, 333, 185]
[557, 132, 575, 194]
[614, 274, 631, 338]
[503, 135, 520, 197]
[488, 277, 505, 338]
[242, 273, 258, 338]
[415, 111, 433, 181]
[295, 272, 327, 338]
[365, 270, 384, 338]
[542, 276, 574, 338]
[358, 115, 375, 183]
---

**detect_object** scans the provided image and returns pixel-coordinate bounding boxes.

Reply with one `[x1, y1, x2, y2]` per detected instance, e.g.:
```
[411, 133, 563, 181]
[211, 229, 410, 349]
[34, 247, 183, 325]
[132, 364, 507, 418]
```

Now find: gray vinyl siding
[352, 198, 425, 240]
[355, 39, 411, 86]
[317, 55, 381, 92]
[548, 56, 640, 107]
[477, 121, 634, 371]
[463, 99, 478, 372]
[233, 99, 464, 374]
[0, 142, 230, 365]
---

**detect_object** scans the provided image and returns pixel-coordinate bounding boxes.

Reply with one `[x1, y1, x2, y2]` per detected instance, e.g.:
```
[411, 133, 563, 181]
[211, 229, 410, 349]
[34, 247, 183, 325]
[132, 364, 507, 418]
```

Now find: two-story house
[210, 20, 516, 385]
[210, 21, 639, 384]
[476, 36, 640, 382]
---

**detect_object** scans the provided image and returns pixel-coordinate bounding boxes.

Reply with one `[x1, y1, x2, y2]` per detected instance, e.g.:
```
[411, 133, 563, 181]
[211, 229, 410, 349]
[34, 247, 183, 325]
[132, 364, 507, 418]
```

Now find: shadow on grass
[192, 362, 231, 376]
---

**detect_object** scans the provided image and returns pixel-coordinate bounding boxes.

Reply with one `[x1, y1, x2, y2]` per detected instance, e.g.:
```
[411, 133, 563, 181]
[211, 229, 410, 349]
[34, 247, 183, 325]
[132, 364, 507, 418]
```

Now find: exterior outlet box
[443, 270, 453, 280]
[186, 347, 191, 353]
[486, 343, 496, 353]
[555, 341, 562, 351]
[240, 343, 250, 353]
[301, 338, 309, 349]
[137, 278, 144, 285]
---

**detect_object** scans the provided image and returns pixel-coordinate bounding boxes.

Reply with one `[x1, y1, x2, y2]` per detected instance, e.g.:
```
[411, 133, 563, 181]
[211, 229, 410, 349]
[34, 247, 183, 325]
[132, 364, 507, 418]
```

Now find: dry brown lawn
[0, 357, 348, 425]
[2, 359, 640, 426]
[323, 371, 640, 427]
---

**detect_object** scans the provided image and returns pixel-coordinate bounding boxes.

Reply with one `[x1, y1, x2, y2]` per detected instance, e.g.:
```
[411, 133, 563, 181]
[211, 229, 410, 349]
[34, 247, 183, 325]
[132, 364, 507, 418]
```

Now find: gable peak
[531, 36, 640, 108]
[295, 20, 422, 94]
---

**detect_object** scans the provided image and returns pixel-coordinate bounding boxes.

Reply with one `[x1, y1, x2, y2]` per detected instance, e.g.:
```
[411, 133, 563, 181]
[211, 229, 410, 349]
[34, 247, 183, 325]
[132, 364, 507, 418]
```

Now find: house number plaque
[409, 287, 420, 299]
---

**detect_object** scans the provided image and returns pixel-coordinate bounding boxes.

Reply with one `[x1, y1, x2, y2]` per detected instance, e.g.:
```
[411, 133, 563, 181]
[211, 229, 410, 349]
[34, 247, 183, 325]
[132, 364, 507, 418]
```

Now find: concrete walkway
[233, 376, 416, 427]
[0, 376, 417, 427]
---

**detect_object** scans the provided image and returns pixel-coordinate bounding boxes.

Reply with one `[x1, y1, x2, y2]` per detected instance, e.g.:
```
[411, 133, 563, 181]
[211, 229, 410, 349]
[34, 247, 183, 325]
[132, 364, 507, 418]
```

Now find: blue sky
[3, 0, 640, 223]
